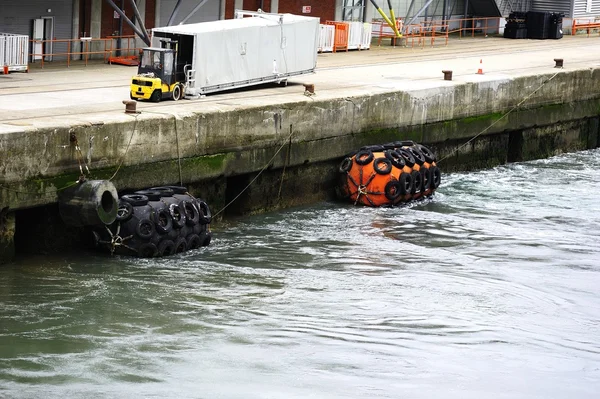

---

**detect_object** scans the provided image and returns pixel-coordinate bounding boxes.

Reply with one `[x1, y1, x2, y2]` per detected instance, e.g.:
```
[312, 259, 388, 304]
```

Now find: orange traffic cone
[477, 59, 484, 75]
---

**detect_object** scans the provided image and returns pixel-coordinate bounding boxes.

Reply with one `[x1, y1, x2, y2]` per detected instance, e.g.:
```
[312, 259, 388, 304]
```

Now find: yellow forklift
[130, 39, 186, 102]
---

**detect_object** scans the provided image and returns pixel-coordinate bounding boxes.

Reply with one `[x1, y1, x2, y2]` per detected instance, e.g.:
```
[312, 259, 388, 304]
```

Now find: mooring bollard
[554, 58, 564, 68]
[122, 100, 138, 114]
[442, 70, 453, 81]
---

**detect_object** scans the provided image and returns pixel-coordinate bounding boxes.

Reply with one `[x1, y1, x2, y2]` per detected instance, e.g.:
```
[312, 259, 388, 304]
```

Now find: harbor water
[1, 149, 600, 398]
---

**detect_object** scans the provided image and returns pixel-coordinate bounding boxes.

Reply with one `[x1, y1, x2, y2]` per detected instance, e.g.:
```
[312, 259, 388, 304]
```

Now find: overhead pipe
[127, 0, 151, 44]
[402, 0, 435, 34]
[103, 0, 151, 46]
[369, 0, 401, 37]
[179, 0, 209, 25]
[167, 0, 183, 26]
[386, 0, 401, 38]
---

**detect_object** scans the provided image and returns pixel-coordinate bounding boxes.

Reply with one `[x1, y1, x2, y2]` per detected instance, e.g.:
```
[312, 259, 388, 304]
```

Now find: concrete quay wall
[1, 67, 599, 215]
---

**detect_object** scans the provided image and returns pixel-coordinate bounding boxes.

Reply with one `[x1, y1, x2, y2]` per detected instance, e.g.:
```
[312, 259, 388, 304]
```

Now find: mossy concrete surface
[1, 68, 600, 214]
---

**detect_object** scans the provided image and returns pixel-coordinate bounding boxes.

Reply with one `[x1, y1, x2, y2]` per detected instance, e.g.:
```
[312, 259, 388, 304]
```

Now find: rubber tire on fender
[397, 148, 415, 167]
[384, 150, 406, 169]
[148, 187, 174, 197]
[373, 157, 392, 175]
[354, 149, 374, 166]
[116, 201, 133, 222]
[399, 172, 412, 195]
[199, 231, 212, 247]
[186, 234, 202, 250]
[421, 168, 432, 191]
[196, 200, 212, 224]
[339, 157, 353, 173]
[174, 237, 187, 254]
[384, 180, 402, 201]
[154, 208, 173, 234]
[169, 203, 186, 229]
[121, 194, 149, 207]
[136, 218, 155, 240]
[408, 147, 426, 165]
[172, 85, 182, 101]
[416, 144, 436, 163]
[431, 166, 442, 189]
[138, 243, 158, 258]
[134, 190, 163, 201]
[163, 186, 188, 194]
[158, 239, 175, 257]
[411, 171, 422, 194]
[181, 200, 200, 226]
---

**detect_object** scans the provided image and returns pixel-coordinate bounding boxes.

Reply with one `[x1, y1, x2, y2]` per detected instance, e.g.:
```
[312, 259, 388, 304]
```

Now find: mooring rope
[212, 126, 296, 218]
[109, 113, 140, 181]
[437, 70, 561, 164]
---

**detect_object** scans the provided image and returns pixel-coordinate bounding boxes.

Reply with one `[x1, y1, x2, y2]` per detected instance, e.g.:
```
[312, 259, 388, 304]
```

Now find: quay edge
[1, 67, 600, 261]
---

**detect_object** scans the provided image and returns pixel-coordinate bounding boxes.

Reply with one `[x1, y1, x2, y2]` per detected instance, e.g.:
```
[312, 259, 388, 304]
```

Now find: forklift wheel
[172, 85, 182, 101]
[150, 90, 161, 103]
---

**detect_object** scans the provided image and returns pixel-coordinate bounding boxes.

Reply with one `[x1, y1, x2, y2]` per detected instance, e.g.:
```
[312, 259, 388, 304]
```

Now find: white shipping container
[151, 11, 319, 96]
[0, 33, 28, 72]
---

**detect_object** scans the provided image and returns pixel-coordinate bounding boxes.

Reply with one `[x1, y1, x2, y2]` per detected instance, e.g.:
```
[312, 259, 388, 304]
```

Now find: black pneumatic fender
[196, 200, 212, 225]
[153, 208, 173, 234]
[431, 166, 442, 189]
[180, 200, 200, 226]
[186, 234, 202, 250]
[157, 239, 176, 257]
[169, 203, 187, 229]
[121, 194, 149, 207]
[135, 218, 156, 240]
[115, 200, 134, 222]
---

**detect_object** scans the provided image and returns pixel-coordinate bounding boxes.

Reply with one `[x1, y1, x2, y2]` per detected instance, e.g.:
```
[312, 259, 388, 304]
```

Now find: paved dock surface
[1, 36, 599, 132]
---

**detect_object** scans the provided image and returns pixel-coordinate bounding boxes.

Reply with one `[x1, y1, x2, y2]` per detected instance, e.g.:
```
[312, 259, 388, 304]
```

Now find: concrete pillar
[90, 0, 102, 56]
[155, 0, 161, 27]
[220, 0, 227, 19]
[270, 0, 278, 13]
[0, 210, 15, 265]
[91, 0, 102, 38]
[72, 0, 80, 60]
[234, 0, 243, 13]
[365, 0, 375, 22]
[334, 0, 343, 21]
[136, 0, 147, 49]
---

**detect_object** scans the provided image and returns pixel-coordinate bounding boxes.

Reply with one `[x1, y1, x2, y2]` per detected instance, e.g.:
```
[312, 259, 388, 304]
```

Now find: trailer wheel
[150, 90, 161, 103]
[172, 85, 182, 101]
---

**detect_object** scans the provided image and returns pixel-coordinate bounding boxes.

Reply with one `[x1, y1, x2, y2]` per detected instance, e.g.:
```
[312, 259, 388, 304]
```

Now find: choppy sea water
[1, 149, 600, 399]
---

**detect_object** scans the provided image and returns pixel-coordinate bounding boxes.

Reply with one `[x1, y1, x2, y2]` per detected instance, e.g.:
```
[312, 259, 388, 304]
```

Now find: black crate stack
[504, 11, 563, 40]
[504, 12, 527, 39]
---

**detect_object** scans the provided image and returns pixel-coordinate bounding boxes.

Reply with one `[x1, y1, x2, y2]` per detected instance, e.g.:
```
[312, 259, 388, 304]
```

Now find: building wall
[101, 0, 156, 37]
[573, 0, 600, 17]
[277, 0, 336, 22]
[0, 0, 73, 38]
[531, 0, 573, 16]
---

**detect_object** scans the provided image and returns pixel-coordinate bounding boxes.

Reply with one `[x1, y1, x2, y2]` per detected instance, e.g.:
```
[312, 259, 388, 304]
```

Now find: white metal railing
[0, 32, 28, 72]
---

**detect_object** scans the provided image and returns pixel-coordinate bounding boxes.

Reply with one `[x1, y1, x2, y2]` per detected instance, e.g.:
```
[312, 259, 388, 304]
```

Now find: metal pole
[402, 0, 435, 33]
[167, 0, 183, 26]
[128, 0, 151, 44]
[369, 0, 401, 37]
[179, 0, 209, 25]
[103, 0, 151, 45]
